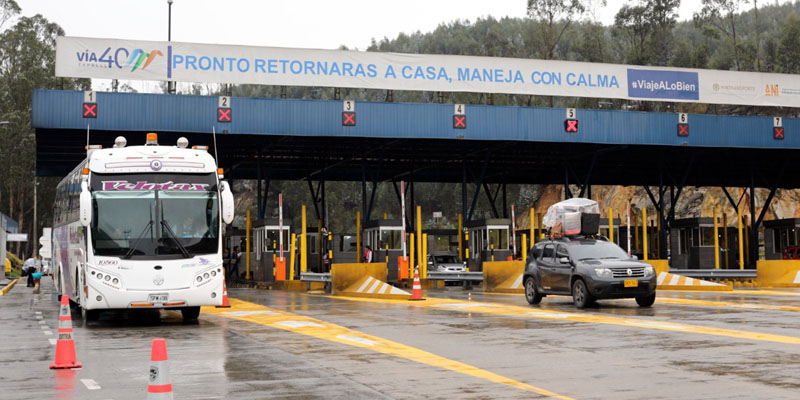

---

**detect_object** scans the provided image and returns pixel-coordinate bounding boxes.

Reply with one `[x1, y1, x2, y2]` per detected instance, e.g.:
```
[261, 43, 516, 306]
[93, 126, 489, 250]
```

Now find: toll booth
[669, 218, 739, 269]
[465, 219, 512, 271]
[764, 219, 800, 260]
[364, 219, 404, 281]
[293, 226, 320, 273]
[252, 219, 292, 282]
[600, 218, 621, 246]
[332, 233, 358, 264]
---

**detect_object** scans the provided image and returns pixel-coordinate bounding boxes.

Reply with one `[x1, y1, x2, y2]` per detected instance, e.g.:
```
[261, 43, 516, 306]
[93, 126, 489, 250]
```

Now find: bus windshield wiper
[125, 207, 153, 259]
[160, 218, 191, 258]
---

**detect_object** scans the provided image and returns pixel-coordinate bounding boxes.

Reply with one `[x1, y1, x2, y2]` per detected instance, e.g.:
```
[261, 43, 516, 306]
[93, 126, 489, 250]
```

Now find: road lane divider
[330, 295, 800, 345]
[643, 297, 800, 312]
[202, 299, 574, 400]
[80, 379, 101, 390]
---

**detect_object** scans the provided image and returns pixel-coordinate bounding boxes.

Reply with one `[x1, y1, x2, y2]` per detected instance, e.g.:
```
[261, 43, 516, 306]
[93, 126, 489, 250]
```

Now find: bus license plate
[624, 279, 638, 288]
[148, 294, 168, 303]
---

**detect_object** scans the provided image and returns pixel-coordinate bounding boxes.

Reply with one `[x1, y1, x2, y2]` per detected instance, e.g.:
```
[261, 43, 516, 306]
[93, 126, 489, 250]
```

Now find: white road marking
[43, 330, 53, 335]
[336, 335, 380, 347]
[221, 310, 278, 316]
[356, 276, 375, 293]
[40, 325, 49, 330]
[273, 320, 325, 328]
[625, 320, 688, 330]
[81, 379, 102, 390]
[49, 338, 57, 345]
[657, 272, 667, 285]
[438, 303, 497, 308]
[794, 271, 800, 284]
[36, 315, 43, 320]
[38, 320, 47, 324]
[510, 274, 524, 289]
[35, 311, 42, 315]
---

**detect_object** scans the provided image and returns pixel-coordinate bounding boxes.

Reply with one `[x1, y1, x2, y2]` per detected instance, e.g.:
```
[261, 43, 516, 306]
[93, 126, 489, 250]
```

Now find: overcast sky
[12, 0, 760, 51]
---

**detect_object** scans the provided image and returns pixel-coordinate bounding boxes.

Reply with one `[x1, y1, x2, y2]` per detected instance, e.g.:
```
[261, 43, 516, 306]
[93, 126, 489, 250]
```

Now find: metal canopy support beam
[307, 178, 323, 221]
[721, 186, 740, 211]
[361, 158, 367, 224]
[502, 184, 508, 218]
[366, 164, 380, 222]
[578, 153, 598, 199]
[467, 152, 491, 222]
[564, 164, 572, 200]
[482, 183, 501, 219]
[462, 160, 467, 226]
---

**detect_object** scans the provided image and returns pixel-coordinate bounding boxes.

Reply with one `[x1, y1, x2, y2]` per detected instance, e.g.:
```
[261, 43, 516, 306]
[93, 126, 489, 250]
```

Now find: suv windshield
[434, 255, 458, 264]
[569, 240, 629, 261]
[91, 190, 219, 258]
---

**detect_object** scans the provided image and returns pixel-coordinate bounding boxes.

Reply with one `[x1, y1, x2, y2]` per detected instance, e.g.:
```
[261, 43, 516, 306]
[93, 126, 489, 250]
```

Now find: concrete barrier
[644, 260, 732, 291]
[757, 260, 800, 288]
[331, 263, 410, 299]
[483, 261, 524, 293]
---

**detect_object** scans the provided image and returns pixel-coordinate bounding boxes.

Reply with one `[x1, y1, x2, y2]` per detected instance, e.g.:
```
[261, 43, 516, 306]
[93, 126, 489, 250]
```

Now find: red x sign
[217, 108, 232, 123]
[82, 103, 97, 118]
[453, 115, 466, 129]
[774, 126, 785, 140]
[564, 119, 578, 133]
[342, 112, 356, 126]
[677, 123, 689, 137]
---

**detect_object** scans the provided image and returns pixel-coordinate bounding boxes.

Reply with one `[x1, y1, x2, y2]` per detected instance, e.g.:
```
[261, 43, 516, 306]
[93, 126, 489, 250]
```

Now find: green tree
[526, 0, 586, 60]
[695, 0, 750, 71]
[777, 13, 800, 74]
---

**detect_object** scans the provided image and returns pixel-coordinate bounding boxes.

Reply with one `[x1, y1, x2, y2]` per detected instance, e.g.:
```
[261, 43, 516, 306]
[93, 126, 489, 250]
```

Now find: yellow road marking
[661, 289, 800, 296]
[202, 299, 573, 400]
[329, 295, 800, 345]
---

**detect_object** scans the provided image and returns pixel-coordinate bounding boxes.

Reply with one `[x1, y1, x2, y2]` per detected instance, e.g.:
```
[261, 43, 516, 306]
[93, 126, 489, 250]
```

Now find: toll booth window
[309, 235, 317, 254]
[379, 230, 401, 250]
[678, 229, 689, 255]
[265, 229, 290, 252]
[340, 235, 357, 252]
[432, 236, 450, 252]
[488, 228, 509, 250]
[700, 227, 716, 247]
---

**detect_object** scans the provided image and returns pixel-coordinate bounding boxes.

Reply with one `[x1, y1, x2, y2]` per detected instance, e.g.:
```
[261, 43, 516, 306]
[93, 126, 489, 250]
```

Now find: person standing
[229, 246, 241, 279]
[23, 255, 37, 287]
[363, 246, 373, 263]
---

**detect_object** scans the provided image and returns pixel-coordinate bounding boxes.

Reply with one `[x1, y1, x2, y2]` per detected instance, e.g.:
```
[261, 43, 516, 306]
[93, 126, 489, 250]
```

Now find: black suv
[523, 236, 657, 308]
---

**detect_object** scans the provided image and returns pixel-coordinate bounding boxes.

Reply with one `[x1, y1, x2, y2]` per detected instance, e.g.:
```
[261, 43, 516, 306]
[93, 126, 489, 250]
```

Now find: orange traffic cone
[409, 266, 425, 301]
[50, 295, 82, 369]
[147, 338, 173, 400]
[216, 278, 230, 308]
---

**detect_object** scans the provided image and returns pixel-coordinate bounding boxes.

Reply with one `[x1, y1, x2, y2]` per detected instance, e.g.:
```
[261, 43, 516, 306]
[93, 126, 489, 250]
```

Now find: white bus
[52, 133, 234, 321]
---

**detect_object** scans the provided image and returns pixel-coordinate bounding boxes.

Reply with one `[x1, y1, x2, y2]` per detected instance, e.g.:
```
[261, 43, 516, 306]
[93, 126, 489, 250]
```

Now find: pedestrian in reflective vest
[364, 246, 373, 263]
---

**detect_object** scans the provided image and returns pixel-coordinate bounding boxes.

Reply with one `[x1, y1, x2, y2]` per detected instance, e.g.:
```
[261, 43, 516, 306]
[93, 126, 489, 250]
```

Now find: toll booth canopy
[764, 219, 800, 259]
[465, 218, 512, 270]
[669, 218, 739, 269]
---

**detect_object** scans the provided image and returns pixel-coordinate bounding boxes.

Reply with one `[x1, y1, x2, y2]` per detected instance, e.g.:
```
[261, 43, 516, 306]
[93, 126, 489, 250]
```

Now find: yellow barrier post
[327, 231, 333, 270]
[383, 212, 388, 220]
[317, 219, 323, 270]
[744, 215, 750, 266]
[246, 209, 252, 280]
[633, 209, 639, 254]
[301, 205, 307, 273]
[289, 233, 297, 280]
[608, 207, 614, 243]
[356, 211, 361, 263]
[521, 234, 527, 261]
[656, 212, 660, 258]
[409, 233, 415, 278]
[723, 212, 729, 269]
[416, 205, 422, 270]
[737, 207, 744, 270]
[490, 243, 495, 261]
[385, 244, 389, 263]
[530, 207, 535, 246]
[537, 213, 544, 239]
[458, 213, 463, 262]
[422, 233, 428, 279]
[642, 207, 648, 261]
[713, 207, 720, 269]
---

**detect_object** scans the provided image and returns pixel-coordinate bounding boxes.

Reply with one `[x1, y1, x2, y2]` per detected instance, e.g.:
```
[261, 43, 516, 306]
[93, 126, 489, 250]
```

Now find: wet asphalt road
[1, 278, 799, 399]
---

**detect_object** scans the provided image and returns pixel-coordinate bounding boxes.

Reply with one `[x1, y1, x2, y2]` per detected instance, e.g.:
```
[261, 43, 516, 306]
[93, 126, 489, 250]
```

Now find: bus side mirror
[220, 181, 235, 225]
[79, 181, 91, 227]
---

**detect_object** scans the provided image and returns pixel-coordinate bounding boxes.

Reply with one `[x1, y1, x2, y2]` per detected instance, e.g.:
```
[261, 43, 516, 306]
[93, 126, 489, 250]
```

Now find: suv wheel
[524, 277, 542, 305]
[572, 279, 594, 309]
[635, 292, 656, 307]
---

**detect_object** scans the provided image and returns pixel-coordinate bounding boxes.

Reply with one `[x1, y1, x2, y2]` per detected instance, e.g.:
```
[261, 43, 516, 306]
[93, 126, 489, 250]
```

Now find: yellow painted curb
[756, 260, 800, 288]
[336, 274, 411, 300]
[657, 272, 732, 291]
[0, 278, 20, 296]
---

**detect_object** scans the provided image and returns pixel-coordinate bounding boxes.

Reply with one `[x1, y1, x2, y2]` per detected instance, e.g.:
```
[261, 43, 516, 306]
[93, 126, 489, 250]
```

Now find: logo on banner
[75, 46, 162, 72]
[627, 69, 699, 101]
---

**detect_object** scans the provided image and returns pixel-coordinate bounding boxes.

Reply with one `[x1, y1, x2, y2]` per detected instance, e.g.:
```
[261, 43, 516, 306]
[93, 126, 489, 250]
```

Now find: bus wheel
[181, 306, 201, 321]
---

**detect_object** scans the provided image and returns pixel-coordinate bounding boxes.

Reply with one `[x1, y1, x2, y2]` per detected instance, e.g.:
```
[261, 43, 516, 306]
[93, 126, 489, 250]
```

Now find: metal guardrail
[669, 269, 757, 279]
[426, 271, 484, 281]
[300, 272, 332, 282]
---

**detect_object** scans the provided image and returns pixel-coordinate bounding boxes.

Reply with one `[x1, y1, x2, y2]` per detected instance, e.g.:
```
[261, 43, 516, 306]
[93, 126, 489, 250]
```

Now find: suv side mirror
[631, 255, 639, 261]
[559, 256, 570, 264]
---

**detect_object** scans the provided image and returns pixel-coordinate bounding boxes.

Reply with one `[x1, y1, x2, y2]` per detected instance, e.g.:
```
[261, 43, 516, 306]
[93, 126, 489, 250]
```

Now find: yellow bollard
[383, 212, 388, 220]
[409, 233, 415, 279]
[713, 207, 720, 269]
[327, 231, 333, 268]
[458, 213, 463, 262]
[289, 233, 297, 280]
[744, 215, 750, 266]
[723, 212, 729, 269]
[385, 244, 389, 263]
[422, 233, 428, 280]
[490, 243, 495, 262]
[737, 207, 744, 270]
[301, 205, 307, 273]
[537, 213, 544, 239]
[245, 210, 252, 280]
[317, 219, 322, 271]
[608, 207, 614, 243]
[521, 234, 527, 261]
[416, 206, 422, 272]
[465, 231, 470, 269]
[356, 211, 361, 263]
[633, 209, 639, 253]
[642, 207, 648, 261]
[530, 207, 535, 246]
[656, 211, 661, 258]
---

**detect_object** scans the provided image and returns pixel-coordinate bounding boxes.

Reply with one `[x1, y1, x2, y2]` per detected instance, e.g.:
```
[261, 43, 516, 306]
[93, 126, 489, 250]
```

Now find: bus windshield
[91, 190, 219, 258]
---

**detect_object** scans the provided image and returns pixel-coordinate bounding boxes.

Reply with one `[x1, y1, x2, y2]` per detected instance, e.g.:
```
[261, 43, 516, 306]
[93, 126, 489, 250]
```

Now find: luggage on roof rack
[543, 198, 601, 237]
